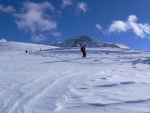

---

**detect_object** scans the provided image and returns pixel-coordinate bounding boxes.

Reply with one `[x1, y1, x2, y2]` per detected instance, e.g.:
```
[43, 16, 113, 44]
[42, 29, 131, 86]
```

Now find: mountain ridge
[50, 35, 130, 49]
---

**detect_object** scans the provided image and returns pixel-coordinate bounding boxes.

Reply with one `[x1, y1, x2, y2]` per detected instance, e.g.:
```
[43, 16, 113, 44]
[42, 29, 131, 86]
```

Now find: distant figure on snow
[25, 50, 28, 53]
[81, 45, 86, 58]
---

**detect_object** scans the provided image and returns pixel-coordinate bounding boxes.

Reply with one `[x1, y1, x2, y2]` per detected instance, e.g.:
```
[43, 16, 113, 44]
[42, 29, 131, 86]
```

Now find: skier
[81, 45, 86, 58]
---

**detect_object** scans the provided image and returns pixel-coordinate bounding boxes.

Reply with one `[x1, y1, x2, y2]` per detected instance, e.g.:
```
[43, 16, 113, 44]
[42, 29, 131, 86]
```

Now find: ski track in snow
[1, 47, 150, 113]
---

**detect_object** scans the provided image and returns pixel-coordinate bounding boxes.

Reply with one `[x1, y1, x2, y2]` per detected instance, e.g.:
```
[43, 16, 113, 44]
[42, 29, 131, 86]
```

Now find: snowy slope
[0, 42, 150, 113]
[115, 43, 130, 49]
[0, 41, 58, 52]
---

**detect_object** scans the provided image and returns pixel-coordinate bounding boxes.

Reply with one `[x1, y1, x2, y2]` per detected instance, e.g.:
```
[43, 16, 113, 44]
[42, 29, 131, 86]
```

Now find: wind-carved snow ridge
[132, 58, 150, 65]
[1, 41, 150, 113]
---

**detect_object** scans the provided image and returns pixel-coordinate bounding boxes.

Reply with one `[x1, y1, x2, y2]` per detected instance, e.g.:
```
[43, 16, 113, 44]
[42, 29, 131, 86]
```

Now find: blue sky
[1, 0, 150, 50]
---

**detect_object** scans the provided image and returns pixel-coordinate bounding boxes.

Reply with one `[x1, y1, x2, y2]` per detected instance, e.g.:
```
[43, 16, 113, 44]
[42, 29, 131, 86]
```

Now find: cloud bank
[109, 15, 150, 38]
[0, 1, 89, 42]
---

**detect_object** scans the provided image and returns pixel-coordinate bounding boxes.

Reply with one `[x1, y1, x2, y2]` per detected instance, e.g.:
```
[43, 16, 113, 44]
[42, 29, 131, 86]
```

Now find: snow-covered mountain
[51, 35, 130, 49]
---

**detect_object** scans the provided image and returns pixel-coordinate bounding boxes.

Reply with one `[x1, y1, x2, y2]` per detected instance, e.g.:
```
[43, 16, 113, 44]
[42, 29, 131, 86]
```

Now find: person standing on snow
[81, 45, 86, 58]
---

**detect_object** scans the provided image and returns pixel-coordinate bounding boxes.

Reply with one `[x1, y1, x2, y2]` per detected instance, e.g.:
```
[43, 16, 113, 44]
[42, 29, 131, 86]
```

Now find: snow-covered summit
[51, 35, 130, 49]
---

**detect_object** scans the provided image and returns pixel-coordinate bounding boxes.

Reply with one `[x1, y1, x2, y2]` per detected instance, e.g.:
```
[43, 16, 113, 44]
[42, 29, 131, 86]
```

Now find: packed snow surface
[1, 42, 150, 113]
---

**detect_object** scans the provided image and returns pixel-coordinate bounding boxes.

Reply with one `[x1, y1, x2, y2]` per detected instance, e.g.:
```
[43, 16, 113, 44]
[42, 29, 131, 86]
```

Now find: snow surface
[112, 43, 129, 49]
[1, 42, 150, 113]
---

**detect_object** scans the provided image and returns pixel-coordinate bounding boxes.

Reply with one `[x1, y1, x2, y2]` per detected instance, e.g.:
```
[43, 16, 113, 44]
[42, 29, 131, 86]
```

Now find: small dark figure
[81, 45, 86, 58]
[25, 50, 28, 53]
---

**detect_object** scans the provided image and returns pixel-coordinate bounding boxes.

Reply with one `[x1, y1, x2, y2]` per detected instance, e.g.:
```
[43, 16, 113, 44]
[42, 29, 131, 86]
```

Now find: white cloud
[128, 15, 137, 22]
[31, 34, 46, 42]
[76, 2, 88, 13]
[139, 23, 150, 34]
[0, 38, 7, 42]
[14, 1, 58, 42]
[52, 32, 62, 37]
[0, 4, 16, 13]
[61, 0, 73, 8]
[108, 15, 150, 38]
[127, 15, 144, 37]
[109, 21, 129, 33]
[14, 1, 57, 33]
[96, 24, 102, 30]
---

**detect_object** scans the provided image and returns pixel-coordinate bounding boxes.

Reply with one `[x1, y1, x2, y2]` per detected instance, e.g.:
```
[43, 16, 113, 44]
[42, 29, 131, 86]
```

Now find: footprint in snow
[95, 83, 118, 88]
[100, 77, 107, 80]
[94, 60, 99, 61]
[120, 81, 135, 85]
